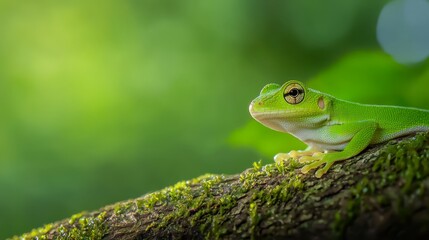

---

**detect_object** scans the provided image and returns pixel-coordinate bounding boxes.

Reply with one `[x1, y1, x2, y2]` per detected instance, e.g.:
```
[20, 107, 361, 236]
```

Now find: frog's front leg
[274, 146, 325, 164]
[301, 121, 378, 178]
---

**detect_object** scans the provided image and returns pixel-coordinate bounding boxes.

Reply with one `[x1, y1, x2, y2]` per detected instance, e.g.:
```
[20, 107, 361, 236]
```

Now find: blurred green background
[1, 0, 429, 238]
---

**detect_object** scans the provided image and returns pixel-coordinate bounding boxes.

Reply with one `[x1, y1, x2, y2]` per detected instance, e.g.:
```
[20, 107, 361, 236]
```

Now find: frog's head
[249, 80, 331, 132]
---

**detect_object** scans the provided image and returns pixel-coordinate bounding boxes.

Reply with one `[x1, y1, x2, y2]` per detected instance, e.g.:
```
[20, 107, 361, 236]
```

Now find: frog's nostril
[249, 100, 263, 114]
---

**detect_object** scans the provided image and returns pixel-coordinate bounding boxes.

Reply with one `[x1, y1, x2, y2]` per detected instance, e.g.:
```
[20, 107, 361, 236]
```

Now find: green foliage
[229, 120, 306, 157]
[280, 0, 363, 48]
[309, 51, 429, 106]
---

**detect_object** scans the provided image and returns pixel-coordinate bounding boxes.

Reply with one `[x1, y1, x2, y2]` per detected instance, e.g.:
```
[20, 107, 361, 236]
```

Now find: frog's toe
[312, 152, 325, 157]
[298, 152, 325, 163]
[300, 159, 326, 174]
[315, 168, 326, 178]
[300, 165, 311, 174]
[274, 153, 291, 163]
[288, 150, 300, 158]
[315, 161, 335, 178]
[298, 156, 317, 163]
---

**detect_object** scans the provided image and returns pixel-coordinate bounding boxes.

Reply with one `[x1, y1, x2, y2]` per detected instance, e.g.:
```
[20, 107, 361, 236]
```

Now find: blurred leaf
[229, 120, 305, 157]
[407, 67, 429, 108]
[309, 51, 427, 106]
[281, 0, 362, 48]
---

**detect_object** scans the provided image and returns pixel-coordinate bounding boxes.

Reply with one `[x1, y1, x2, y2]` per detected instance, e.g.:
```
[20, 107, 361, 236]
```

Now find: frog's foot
[300, 157, 335, 178]
[298, 152, 325, 163]
[288, 150, 320, 158]
[274, 151, 310, 163]
[274, 150, 325, 164]
[274, 153, 293, 163]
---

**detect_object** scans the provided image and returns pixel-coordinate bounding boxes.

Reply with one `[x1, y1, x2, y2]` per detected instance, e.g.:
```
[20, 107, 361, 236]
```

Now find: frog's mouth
[249, 101, 282, 117]
[249, 100, 292, 121]
[250, 102, 330, 133]
[250, 111, 284, 121]
[250, 111, 292, 133]
[249, 103, 289, 132]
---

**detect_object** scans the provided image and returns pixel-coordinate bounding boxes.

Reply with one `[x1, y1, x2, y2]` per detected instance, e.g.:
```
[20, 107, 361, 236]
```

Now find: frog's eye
[284, 83, 305, 104]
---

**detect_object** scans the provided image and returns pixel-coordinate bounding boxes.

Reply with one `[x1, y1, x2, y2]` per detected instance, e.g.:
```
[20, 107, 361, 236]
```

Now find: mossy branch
[12, 133, 429, 240]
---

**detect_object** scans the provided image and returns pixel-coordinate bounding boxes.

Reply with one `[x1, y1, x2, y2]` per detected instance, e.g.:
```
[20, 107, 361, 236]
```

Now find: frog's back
[371, 104, 429, 143]
[333, 99, 429, 144]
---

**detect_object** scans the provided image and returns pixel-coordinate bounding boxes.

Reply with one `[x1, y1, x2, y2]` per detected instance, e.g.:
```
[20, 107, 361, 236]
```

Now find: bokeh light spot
[377, 0, 429, 64]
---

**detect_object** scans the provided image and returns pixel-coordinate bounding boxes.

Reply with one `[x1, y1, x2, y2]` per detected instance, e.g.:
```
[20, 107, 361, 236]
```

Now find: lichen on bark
[11, 132, 429, 240]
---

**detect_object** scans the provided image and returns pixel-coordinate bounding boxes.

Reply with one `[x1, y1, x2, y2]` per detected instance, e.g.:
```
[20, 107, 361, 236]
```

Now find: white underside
[267, 119, 429, 152]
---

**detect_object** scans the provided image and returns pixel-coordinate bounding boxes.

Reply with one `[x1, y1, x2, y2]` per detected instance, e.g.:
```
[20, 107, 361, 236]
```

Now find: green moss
[142, 170, 262, 238]
[238, 158, 301, 192]
[374, 133, 429, 193]
[218, 195, 236, 215]
[249, 202, 260, 239]
[10, 223, 52, 240]
[189, 173, 217, 184]
[275, 160, 286, 174]
[69, 212, 85, 225]
[253, 160, 262, 171]
[256, 174, 304, 206]
[57, 212, 107, 240]
[201, 175, 224, 194]
[333, 132, 429, 238]
[137, 180, 193, 212]
[141, 191, 167, 210]
[237, 159, 304, 238]
[114, 202, 131, 215]
[239, 163, 264, 190]
[136, 173, 232, 237]
[12, 211, 108, 240]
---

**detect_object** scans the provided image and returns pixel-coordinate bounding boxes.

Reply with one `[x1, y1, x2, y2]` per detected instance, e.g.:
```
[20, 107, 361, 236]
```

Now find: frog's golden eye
[284, 83, 305, 104]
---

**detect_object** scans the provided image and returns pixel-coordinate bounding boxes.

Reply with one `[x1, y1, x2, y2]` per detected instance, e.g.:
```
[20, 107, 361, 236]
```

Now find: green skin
[249, 80, 429, 178]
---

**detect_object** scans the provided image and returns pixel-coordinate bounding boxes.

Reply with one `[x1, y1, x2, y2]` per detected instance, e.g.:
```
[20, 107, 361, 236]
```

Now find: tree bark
[12, 132, 429, 240]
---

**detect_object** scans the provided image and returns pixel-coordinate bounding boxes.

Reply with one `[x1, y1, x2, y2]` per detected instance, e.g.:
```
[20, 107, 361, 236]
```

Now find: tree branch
[12, 132, 429, 240]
